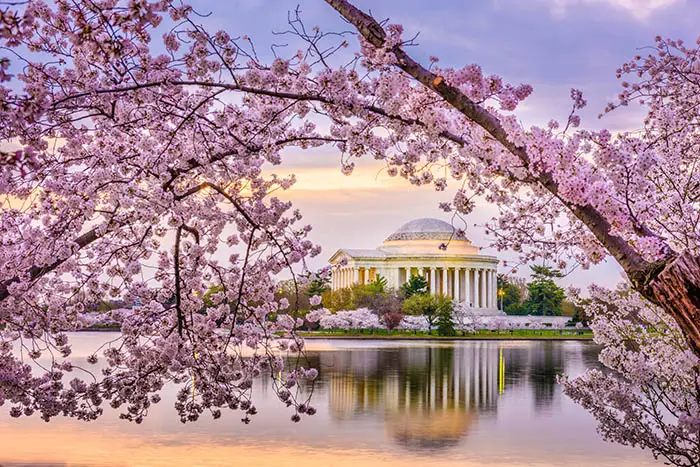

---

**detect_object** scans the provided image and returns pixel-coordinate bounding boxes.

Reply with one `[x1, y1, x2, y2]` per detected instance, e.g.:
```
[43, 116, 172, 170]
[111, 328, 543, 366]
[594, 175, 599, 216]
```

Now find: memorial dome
[385, 218, 467, 242]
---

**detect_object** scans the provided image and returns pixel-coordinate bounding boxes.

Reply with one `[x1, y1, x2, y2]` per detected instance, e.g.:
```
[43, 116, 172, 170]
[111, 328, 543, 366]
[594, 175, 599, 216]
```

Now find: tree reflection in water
[528, 342, 565, 410]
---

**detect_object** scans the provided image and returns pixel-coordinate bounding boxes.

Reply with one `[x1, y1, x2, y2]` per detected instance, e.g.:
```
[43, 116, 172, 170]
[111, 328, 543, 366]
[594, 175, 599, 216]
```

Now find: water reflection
[529, 342, 564, 409]
[320, 342, 561, 451]
[0, 336, 657, 467]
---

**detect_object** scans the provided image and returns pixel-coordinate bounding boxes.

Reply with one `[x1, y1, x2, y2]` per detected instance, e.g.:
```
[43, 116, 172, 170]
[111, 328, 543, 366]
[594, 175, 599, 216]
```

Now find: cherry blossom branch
[324, 0, 664, 281]
[0, 226, 103, 301]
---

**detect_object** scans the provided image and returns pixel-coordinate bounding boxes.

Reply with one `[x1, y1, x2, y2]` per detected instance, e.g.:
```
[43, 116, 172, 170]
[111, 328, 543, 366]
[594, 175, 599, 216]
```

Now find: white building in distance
[329, 218, 502, 315]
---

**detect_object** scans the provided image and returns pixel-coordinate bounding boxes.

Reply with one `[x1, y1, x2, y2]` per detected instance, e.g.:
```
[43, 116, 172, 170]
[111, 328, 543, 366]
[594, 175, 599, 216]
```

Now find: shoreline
[299, 333, 593, 341]
[75, 327, 594, 341]
[300, 336, 594, 341]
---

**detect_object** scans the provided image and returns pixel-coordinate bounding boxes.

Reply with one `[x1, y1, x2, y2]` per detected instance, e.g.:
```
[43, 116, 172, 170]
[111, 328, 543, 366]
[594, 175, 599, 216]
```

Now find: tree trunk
[643, 252, 700, 357]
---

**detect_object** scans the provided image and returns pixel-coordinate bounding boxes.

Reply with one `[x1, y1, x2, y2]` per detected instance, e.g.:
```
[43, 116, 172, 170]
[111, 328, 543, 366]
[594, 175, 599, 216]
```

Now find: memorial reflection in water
[2, 337, 658, 467]
[325, 343, 506, 449]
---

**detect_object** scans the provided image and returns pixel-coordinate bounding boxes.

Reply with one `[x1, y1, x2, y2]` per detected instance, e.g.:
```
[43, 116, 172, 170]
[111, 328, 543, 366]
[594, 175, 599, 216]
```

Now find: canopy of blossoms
[0, 0, 698, 427]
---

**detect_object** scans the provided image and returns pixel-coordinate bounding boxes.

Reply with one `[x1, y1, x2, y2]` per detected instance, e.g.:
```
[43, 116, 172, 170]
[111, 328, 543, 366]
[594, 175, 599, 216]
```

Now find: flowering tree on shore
[313, 308, 381, 330]
[562, 287, 700, 466]
[0, 0, 698, 442]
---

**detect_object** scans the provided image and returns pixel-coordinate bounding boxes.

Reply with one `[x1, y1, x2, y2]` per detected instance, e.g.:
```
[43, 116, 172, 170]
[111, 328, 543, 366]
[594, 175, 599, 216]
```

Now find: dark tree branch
[0, 227, 104, 301]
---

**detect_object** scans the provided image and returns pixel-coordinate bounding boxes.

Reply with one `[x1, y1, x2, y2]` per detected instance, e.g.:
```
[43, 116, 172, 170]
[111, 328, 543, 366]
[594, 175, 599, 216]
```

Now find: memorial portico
[329, 218, 503, 315]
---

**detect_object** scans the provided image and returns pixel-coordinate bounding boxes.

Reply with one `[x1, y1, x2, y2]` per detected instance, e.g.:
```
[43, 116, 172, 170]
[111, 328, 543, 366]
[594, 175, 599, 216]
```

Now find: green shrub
[436, 307, 456, 336]
[403, 294, 452, 331]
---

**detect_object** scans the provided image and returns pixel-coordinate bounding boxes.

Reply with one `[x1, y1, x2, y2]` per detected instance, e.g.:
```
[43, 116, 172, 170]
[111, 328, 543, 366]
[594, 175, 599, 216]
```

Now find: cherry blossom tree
[315, 308, 381, 330]
[452, 303, 478, 333]
[382, 311, 404, 333]
[562, 286, 700, 466]
[0, 0, 699, 430]
[0, 0, 338, 423]
[397, 315, 429, 332]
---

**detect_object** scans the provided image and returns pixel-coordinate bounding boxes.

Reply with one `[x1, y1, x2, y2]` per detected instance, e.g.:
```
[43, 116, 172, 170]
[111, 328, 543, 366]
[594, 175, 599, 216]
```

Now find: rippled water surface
[1, 334, 659, 466]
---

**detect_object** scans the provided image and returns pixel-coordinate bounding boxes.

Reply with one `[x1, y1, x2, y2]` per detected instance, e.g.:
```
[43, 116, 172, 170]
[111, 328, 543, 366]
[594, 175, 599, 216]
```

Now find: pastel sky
[197, 0, 699, 289]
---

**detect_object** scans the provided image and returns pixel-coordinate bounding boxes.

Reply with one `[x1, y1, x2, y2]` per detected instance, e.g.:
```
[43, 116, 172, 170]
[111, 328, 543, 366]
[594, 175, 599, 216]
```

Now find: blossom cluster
[312, 305, 574, 332]
[313, 308, 381, 330]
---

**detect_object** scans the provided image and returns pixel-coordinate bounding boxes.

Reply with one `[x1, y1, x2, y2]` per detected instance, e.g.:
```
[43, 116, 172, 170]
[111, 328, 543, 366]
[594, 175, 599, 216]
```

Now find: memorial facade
[329, 218, 501, 315]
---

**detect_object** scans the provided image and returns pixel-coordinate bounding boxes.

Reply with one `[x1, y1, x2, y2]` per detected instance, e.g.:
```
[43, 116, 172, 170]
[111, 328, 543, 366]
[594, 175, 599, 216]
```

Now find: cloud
[502, 0, 685, 21]
[586, 0, 683, 20]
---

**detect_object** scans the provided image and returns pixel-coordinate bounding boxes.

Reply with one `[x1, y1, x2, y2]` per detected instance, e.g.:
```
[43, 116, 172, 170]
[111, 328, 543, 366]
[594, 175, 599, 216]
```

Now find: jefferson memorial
[329, 218, 502, 315]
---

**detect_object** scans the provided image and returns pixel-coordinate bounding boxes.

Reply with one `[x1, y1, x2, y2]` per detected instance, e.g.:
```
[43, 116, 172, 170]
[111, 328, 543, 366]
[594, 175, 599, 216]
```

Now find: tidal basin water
[1, 334, 660, 466]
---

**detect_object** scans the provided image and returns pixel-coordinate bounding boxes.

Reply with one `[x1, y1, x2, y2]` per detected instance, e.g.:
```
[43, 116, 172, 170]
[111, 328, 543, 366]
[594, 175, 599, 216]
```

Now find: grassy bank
[80, 323, 122, 331]
[299, 329, 594, 340]
[73, 325, 593, 340]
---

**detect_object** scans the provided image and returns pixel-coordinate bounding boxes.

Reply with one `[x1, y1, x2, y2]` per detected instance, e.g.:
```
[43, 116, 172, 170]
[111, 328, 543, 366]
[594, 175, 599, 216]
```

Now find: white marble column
[472, 269, 478, 308]
[452, 268, 459, 300]
[441, 268, 447, 295]
[484, 270, 490, 308]
[480, 269, 486, 309]
[464, 268, 471, 307]
[492, 269, 498, 310]
[486, 269, 491, 308]
[487, 269, 492, 308]
[430, 268, 437, 294]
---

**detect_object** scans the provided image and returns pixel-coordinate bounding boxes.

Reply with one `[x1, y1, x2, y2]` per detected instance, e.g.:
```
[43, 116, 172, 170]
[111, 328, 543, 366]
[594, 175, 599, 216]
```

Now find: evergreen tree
[400, 275, 429, 298]
[366, 275, 388, 295]
[522, 266, 566, 316]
